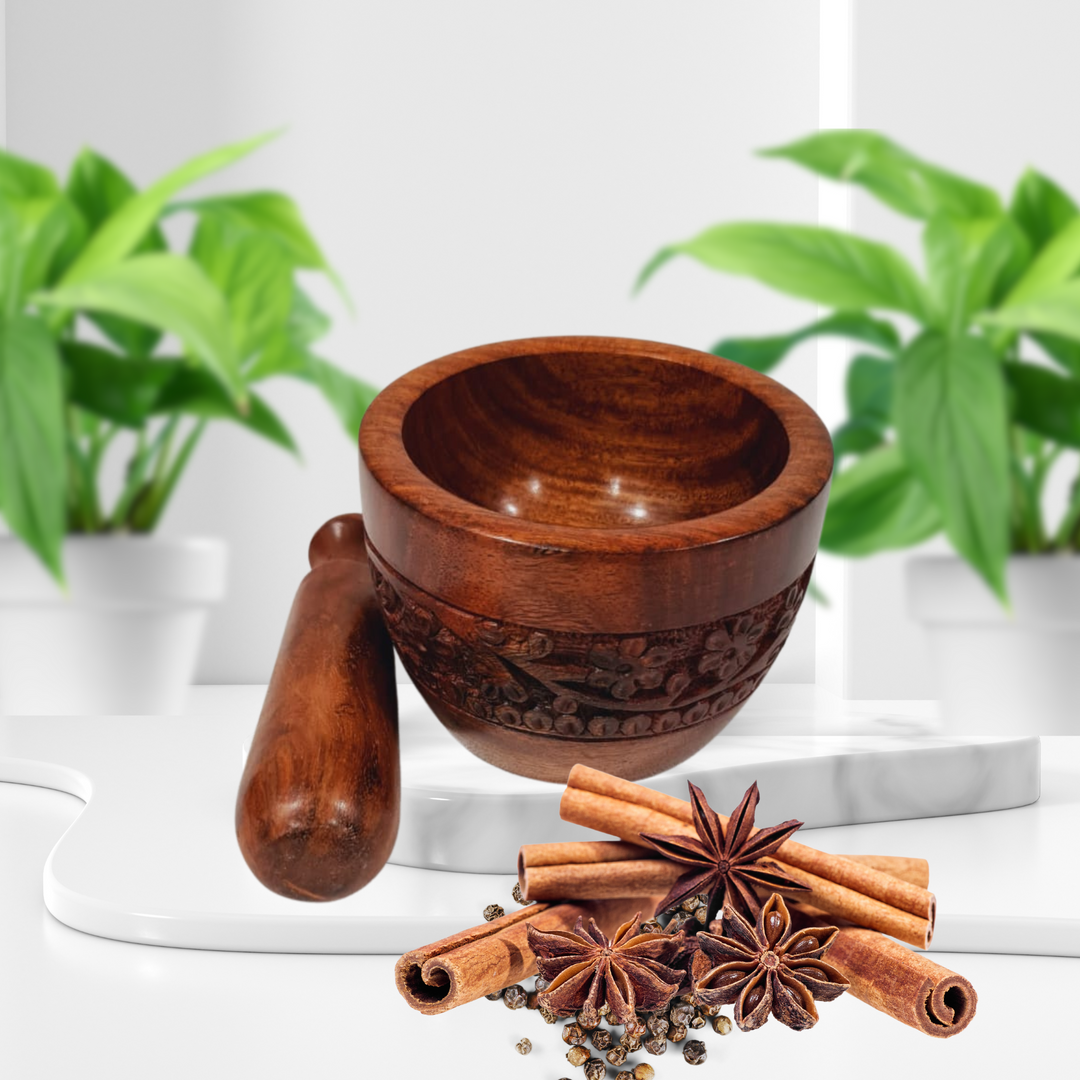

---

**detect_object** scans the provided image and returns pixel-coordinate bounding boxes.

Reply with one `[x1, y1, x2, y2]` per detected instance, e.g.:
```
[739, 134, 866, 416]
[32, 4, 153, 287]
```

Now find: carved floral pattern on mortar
[368, 550, 812, 739]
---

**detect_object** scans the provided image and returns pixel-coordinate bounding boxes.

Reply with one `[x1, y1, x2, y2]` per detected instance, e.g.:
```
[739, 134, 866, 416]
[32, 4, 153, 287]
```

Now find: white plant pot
[907, 554, 1080, 734]
[0, 536, 227, 716]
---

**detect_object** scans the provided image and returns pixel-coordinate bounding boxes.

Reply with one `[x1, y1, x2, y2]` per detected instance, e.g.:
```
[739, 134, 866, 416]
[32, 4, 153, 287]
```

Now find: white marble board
[0, 684, 1066, 956]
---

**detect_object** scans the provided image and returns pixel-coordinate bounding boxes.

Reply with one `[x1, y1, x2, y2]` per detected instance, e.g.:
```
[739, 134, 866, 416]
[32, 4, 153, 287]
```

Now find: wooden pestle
[235, 513, 400, 901]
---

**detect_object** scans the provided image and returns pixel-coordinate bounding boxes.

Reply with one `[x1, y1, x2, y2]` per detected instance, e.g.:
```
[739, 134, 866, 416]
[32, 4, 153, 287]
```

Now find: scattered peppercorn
[712, 1014, 733, 1035]
[620, 1030, 642, 1053]
[539, 1005, 559, 1024]
[639, 919, 664, 934]
[483, 903, 505, 922]
[535, 976, 550, 992]
[583, 1059, 606, 1080]
[689, 1012, 706, 1029]
[669, 1002, 695, 1026]
[646, 1015, 669, 1038]
[693, 906, 709, 925]
[667, 1022, 687, 1043]
[666, 911, 694, 934]
[680, 895, 700, 913]
[503, 984, 528, 1010]
[511, 882, 531, 906]
[683, 1039, 707, 1065]
[485, 990, 503, 1001]
[700, 1002, 722, 1018]
[644, 1035, 667, 1056]
[606, 1046, 628, 1067]
[623, 1016, 647, 1039]
[566, 1046, 591, 1067]
[591, 1028, 612, 1051]
[616, 1072, 635, 1080]
[563, 1022, 587, 1046]
[515, 1038, 532, 1056]
[633, 1064, 656, 1080]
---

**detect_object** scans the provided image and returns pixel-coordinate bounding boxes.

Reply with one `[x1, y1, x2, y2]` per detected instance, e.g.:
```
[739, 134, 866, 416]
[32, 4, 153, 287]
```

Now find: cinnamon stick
[815, 923, 976, 1038]
[561, 766, 935, 949]
[395, 897, 649, 1014]
[840, 854, 929, 889]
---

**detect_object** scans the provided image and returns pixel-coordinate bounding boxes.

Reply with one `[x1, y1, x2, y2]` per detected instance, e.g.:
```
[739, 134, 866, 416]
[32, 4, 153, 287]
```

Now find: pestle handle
[235, 514, 399, 901]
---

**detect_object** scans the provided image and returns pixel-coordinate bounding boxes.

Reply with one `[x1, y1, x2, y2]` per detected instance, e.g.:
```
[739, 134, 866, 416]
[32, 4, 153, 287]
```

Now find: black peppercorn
[591, 1028, 611, 1051]
[669, 1002, 695, 1026]
[623, 1015, 647, 1039]
[667, 1022, 687, 1043]
[534, 975, 550, 992]
[646, 1015, 669, 1037]
[562, 1022, 587, 1046]
[666, 911, 694, 934]
[485, 989, 503, 1001]
[539, 1005, 558, 1024]
[712, 1014, 733, 1035]
[689, 1011, 706, 1029]
[515, 1038, 532, 1056]
[683, 1040, 707, 1065]
[639, 919, 664, 934]
[606, 1046, 628, 1067]
[583, 1059, 606, 1080]
[566, 1046, 591, 1068]
[644, 1035, 667, 1056]
[483, 903, 505, 922]
[620, 1030, 642, 1053]
[511, 882, 531, 906]
[503, 984, 528, 1010]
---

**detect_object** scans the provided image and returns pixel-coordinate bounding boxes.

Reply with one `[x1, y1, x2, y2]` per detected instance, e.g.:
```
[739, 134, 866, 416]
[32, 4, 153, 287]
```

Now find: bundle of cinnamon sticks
[396, 765, 977, 1039]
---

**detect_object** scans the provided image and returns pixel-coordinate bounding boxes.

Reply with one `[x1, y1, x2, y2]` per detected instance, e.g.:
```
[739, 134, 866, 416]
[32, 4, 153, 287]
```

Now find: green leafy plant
[0, 131, 376, 582]
[637, 130, 1080, 601]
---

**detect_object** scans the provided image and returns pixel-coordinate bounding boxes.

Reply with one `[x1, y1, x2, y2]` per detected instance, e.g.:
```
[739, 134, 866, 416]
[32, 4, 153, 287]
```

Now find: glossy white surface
[0, 685, 1065, 956]
[2, 776, 1077, 1080]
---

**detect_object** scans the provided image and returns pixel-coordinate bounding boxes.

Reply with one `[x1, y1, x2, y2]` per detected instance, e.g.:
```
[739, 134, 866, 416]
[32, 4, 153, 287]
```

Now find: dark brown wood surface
[357, 336, 832, 781]
[359, 336, 832, 632]
[235, 515, 400, 900]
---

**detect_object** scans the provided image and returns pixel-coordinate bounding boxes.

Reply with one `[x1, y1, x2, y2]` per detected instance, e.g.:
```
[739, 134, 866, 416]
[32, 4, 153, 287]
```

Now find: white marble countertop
[2, 684, 1077, 1079]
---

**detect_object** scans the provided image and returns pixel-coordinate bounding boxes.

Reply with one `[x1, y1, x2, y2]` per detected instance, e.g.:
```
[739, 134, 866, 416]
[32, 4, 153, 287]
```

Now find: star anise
[638, 780, 810, 925]
[526, 913, 691, 1025]
[695, 893, 848, 1031]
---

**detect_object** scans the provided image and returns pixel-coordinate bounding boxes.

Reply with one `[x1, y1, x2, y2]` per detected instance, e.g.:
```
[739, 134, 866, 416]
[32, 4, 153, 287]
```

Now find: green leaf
[820, 444, 941, 555]
[1004, 361, 1080, 449]
[153, 368, 298, 454]
[1002, 216, 1080, 308]
[246, 286, 331, 380]
[61, 342, 178, 427]
[190, 217, 293, 362]
[710, 311, 899, 373]
[923, 214, 1026, 331]
[637, 223, 930, 319]
[981, 280, 1080, 342]
[305, 356, 379, 440]
[831, 416, 885, 459]
[35, 253, 243, 404]
[846, 353, 894, 422]
[894, 332, 1011, 599]
[172, 190, 348, 294]
[1009, 168, 1079, 253]
[0, 149, 59, 200]
[1029, 331, 1080, 377]
[0, 313, 67, 580]
[59, 130, 280, 287]
[762, 131, 1001, 221]
[65, 147, 167, 354]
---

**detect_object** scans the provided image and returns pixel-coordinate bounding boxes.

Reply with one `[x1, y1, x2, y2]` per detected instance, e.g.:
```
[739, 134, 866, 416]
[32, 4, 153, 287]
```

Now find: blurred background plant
[638, 130, 1080, 602]
[0, 131, 376, 583]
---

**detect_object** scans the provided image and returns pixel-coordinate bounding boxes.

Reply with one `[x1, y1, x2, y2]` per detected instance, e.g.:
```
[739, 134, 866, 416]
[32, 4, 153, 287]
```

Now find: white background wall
[7, 1, 1075, 693]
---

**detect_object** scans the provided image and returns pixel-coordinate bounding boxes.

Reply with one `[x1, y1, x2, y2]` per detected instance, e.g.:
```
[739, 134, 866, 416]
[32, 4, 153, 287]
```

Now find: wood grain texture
[358, 336, 832, 780]
[235, 516, 399, 901]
